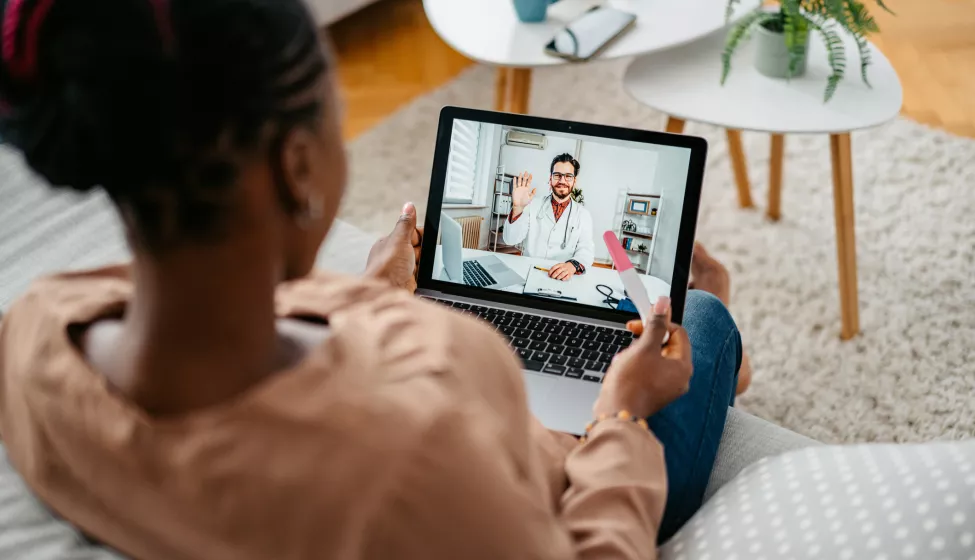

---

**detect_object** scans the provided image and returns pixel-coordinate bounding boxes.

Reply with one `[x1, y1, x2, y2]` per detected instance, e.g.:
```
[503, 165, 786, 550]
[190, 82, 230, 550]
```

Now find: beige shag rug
[340, 60, 975, 445]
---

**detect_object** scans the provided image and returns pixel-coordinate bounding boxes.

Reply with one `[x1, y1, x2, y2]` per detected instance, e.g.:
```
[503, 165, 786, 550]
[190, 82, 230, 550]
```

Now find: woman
[0, 1, 742, 558]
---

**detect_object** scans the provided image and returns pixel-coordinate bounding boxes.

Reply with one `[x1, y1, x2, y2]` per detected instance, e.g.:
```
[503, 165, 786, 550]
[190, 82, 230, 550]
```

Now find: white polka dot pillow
[660, 441, 975, 560]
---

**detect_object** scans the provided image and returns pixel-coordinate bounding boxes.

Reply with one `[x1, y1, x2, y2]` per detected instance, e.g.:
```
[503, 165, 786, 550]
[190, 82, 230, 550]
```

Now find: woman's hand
[593, 297, 692, 419]
[366, 202, 423, 293]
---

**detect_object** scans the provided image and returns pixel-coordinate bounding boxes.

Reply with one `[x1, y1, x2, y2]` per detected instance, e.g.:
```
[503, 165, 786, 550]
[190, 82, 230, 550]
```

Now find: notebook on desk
[523, 266, 580, 301]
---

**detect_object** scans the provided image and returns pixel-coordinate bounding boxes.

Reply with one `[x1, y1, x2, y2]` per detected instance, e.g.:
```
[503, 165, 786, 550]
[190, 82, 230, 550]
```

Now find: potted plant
[721, 0, 893, 101]
[637, 243, 648, 254]
[570, 187, 585, 204]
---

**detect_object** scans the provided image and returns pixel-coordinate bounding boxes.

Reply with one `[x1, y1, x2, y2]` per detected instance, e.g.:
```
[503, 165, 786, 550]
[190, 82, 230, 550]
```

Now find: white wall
[493, 130, 667, 264]
[497, 127, 578, 188]
[577, 142, 659, 264]
[648, 146, 693, 283]
[460, 127, 691, 273]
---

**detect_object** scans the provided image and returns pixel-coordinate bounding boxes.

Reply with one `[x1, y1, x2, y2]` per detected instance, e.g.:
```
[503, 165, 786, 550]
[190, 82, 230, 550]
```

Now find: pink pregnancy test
[603, 231, 669, 343]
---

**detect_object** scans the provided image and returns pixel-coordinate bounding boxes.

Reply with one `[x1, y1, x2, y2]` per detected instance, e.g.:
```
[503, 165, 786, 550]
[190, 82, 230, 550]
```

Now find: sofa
[0, 134, 837, 559]
[0, 409, 818, 559]
[0, 144, 822, 555]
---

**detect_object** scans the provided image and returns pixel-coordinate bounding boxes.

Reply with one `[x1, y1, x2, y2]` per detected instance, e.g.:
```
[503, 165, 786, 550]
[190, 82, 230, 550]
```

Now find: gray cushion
[0, 140, 379, 312]
[662, 439, 975, 559]
[705, 407, 819, 501]
[0, 447, 123, 560]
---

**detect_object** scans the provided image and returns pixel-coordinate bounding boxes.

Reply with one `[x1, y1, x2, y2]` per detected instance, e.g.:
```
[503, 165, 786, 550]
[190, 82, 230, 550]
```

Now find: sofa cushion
[662, 440, 975, 559]
[705, 407, 819, 501]
[0, 446, 123, 560]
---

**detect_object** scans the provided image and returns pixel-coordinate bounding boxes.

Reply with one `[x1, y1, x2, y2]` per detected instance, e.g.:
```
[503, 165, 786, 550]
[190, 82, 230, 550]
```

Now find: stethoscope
[537, 193, 575, 250]
[596, 284, 621, 309]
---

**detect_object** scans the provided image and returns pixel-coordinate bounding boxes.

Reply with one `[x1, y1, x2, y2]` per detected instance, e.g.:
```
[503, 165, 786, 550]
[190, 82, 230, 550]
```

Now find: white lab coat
[503, 195, 595, 270]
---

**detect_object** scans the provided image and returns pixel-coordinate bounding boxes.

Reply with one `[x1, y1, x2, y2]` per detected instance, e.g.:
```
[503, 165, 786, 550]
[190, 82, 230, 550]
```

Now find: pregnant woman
[0, 0, 744, 558]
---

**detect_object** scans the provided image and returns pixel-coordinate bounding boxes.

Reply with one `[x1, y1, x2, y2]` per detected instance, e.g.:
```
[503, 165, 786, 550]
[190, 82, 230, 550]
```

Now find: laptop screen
[420, 108, 704, 323]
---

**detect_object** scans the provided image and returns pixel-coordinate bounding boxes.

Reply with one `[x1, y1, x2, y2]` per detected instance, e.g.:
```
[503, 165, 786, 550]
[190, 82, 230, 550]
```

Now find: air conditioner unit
[504, 130, 547, 150]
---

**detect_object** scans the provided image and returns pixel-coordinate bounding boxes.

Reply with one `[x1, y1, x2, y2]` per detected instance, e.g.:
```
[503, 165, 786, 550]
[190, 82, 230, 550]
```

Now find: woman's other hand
[594, 297, 692, 419]
[366, 202, 423, 293]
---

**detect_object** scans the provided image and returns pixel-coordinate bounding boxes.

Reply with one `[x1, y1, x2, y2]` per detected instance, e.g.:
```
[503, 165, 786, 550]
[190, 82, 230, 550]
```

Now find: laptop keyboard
[421, 297, 633, 383]
[462, 260, 497, 288]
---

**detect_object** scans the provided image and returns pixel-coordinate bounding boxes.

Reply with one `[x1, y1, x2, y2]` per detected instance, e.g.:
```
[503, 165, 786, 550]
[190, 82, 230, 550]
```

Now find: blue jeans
[648, 290, 741, 543]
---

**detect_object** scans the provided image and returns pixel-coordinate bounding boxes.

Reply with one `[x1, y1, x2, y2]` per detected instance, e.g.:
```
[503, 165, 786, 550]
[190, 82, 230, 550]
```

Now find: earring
[298, 194, 324, 229]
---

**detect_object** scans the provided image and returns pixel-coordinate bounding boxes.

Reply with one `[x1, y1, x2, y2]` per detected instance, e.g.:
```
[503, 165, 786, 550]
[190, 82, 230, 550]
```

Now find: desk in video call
[432, 247, 672, 310]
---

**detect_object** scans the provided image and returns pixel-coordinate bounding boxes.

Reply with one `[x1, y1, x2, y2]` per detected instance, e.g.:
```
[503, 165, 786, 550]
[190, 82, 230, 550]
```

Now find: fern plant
[721, 0, 892, 102]
[570, 187, 585, 204]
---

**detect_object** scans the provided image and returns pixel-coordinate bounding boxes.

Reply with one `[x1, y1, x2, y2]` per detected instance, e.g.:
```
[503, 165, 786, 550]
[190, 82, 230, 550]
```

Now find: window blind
[443, 120, 481, 203]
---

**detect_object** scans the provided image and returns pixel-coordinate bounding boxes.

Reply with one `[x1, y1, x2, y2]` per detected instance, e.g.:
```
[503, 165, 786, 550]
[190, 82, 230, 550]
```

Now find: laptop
[417, 107, 707, 435]
[439, 212, 525, 289]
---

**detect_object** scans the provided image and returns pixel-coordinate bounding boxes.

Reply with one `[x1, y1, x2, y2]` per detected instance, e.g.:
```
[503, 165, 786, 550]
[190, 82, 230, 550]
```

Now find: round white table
[422, 0, 758, 113]
[623, 28, 903, 339]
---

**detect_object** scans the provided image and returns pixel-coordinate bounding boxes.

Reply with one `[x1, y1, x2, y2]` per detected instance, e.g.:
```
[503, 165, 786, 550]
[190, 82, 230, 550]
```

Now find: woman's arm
[364, 404, 664, 560]
[362, 309, 670, 560]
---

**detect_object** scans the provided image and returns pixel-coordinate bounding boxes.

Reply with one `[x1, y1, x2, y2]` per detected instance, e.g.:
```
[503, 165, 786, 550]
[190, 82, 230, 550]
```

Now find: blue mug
[513, 0, 561, 23]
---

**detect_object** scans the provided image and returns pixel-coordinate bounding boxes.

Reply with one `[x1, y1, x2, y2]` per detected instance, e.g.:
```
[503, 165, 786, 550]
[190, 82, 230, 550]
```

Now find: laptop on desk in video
[417, 107, 707, 435]
[440, 212, 524, 289]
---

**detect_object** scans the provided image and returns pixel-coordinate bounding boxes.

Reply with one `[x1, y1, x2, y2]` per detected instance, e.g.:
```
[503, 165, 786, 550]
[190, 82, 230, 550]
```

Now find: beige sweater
[0, 266, 667, 560]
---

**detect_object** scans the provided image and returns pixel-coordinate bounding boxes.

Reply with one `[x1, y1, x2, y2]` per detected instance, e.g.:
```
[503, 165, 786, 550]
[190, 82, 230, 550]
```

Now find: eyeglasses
[551, 172, 576, 183]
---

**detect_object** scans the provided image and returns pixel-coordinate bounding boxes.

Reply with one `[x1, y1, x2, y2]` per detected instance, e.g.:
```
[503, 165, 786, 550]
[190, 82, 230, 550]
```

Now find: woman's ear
[276, 126, 324, 222]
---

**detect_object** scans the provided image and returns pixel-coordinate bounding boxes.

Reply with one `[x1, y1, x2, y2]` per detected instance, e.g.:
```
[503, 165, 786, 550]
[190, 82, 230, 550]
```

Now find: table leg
[495, 67, 511, 112]
[726, 130, 754, 209]
[507, 68, 533, 114]
[768, 134, 785, 221]
[829, 133, 860, 340]
[665, 117, 686, 134]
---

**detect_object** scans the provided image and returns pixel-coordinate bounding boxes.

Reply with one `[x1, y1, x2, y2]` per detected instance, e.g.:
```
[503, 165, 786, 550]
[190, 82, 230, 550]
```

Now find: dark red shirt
[551, 196, 571, 222]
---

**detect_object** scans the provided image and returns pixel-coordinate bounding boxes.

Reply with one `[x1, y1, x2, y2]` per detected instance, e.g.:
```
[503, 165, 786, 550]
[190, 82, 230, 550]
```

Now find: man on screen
[503, 153, 595, 281]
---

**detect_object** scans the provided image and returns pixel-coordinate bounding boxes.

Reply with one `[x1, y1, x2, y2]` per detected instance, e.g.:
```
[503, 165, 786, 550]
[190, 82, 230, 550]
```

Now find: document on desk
[523, 266, 581, 301]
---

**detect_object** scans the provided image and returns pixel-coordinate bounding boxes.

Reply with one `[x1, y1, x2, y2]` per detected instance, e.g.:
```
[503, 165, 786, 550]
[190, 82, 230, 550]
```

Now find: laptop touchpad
[522, 372, 556, 414]
[487, 261, 510, 273]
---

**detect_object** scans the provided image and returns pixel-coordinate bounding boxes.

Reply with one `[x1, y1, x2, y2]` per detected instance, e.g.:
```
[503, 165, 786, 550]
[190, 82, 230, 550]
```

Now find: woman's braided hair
[0, 0, 328, 250]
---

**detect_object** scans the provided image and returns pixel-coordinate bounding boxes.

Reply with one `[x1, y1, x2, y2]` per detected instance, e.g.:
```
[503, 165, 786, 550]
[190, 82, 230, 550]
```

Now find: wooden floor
[329, 0, 975, 139]
[328, 0, 471, 139]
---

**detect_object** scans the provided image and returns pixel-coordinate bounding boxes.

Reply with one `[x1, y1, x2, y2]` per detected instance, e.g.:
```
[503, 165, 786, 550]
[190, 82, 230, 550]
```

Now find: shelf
[626, 193, 661, 199]
[621, 231, 653, 240]
[625, 248, 650, 256]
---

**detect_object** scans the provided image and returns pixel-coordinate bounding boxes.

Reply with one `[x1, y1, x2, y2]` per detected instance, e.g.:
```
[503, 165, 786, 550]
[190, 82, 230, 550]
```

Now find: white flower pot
[754, 22, 809, 79]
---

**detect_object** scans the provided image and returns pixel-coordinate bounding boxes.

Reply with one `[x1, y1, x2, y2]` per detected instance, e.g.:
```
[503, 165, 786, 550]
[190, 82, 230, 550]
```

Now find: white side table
[422, 0, 757, 113]
[623, 29, 903, 339]
[422, 0, 761, 250]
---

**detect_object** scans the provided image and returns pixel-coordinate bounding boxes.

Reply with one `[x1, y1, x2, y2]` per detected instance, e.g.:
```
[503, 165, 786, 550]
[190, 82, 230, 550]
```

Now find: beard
[552, 184, 571, 200]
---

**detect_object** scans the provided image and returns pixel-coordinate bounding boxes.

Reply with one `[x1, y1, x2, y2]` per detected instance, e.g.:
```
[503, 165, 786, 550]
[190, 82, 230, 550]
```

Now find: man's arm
[503, 201, 531, 246]
[504, 172, 536, 247]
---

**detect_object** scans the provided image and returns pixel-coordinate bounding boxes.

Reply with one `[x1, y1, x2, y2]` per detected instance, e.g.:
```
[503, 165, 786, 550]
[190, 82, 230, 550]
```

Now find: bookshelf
[490, 165, 520, 254]
[615, 192, 661, 275]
